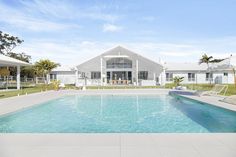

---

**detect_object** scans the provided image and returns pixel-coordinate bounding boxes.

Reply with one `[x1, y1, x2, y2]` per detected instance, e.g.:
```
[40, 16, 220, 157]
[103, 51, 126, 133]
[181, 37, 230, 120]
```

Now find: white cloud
[0, 2, 80, 32]
[103, 24, 123, 32]
[13, 37, 236, 66]
[19, 0, 121, 22]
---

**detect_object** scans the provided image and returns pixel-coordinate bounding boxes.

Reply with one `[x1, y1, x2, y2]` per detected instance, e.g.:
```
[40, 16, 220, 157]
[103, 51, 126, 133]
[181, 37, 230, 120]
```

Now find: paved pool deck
[180, 94, 236, 111]
[0, 89, 236, 157]
[0, 133, 235, 157]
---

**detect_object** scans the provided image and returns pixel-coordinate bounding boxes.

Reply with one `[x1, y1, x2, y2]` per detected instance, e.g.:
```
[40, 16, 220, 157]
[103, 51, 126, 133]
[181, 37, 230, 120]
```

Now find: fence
[0, 76, 36, 89]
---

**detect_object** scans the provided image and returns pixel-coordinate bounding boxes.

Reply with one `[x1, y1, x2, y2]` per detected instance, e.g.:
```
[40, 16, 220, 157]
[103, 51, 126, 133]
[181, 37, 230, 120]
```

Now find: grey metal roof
[209, 56, 236, 71]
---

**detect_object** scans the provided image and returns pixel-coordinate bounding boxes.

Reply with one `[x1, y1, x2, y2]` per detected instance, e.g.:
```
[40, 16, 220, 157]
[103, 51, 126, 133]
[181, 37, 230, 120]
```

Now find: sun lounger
[195, 84, 228, 96]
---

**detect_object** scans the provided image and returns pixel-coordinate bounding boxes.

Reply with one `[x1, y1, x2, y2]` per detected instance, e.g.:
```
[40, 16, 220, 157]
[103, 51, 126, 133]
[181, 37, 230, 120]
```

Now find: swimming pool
[0, 94, 236, 133]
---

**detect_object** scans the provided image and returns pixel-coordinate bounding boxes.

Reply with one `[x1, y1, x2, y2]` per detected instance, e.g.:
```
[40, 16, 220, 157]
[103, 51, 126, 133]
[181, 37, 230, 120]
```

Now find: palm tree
[173, 76, 184, 86]
[199, 54, 213, 68]
[199, 54, 213, 84]
[199, 54, 224, 84]
[34, 59, 60, 84]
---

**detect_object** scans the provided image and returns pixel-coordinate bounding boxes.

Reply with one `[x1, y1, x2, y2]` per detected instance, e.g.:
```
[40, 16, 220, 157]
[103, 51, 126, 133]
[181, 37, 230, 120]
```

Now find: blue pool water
[0, 94, 236, 133]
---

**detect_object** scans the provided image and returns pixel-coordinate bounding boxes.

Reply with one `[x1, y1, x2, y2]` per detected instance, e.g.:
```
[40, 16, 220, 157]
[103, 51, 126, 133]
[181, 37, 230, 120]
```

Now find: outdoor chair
[195, 84, 228, 96]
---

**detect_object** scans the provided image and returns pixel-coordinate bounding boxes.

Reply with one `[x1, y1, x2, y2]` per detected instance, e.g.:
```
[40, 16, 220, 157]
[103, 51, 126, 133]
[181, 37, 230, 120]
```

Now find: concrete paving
[0, 134, 235, 157]
[179, 94, 236, 111]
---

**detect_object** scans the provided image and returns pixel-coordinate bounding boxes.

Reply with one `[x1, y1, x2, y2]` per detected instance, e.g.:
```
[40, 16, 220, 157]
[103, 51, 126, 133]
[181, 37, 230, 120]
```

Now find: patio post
[17, 65, 20, 90]
[75, 69, 78, 86]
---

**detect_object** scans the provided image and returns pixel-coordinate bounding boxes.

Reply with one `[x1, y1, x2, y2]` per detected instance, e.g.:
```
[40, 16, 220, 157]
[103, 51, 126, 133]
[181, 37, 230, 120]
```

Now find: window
[188, 73, 195, 82]
[166, 73, 173, 81]
[50, 74, 57, 80]
[91, 72, 101, 79]
[138, 71, 148, 80]
[106, 58, 132, 69]
[224, 73, 228, 76]
[80, 72, 85, 78]
[206, 73, 213, 81]
[128, 71, 132, 81]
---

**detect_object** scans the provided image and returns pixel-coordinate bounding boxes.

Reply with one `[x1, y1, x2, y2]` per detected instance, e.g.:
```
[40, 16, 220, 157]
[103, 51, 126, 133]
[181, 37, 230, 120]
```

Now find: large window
[91, 72, 101, 79]
[138, 71, 148, 80]
[166, 73, 173, 81]
[188, 73, 195, 82]
[206, 73, 213, 81]
[106, 58, 132, 69]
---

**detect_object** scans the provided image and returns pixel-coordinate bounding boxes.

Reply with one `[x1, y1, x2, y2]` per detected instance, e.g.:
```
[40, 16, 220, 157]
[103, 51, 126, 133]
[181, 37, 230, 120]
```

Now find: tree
[173, 76, 184, 86]
[6, 52, 35, 78]
[0, 31, 24, 55]
[0, 68, 10, 76]
[199, 54, 224, 84]
[199, 54, 213, 68]
[34, 59, 60, 84]
[0, 31, 34, 78]
[7, 52, 31, 63]
[0, 68, 10, 88]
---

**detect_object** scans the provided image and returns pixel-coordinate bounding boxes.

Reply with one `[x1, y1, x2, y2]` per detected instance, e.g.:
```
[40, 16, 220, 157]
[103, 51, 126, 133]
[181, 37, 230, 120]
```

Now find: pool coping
[170, 91, 236, 112]
[0, 133, 235, 157]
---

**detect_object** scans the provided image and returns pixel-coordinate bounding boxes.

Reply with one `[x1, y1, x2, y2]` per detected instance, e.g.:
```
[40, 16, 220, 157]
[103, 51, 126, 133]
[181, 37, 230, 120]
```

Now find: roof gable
[77, 46, 163, 70]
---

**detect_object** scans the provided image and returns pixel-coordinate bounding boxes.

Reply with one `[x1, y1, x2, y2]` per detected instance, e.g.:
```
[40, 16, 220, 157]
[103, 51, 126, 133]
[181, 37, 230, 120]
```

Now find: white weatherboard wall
[55, 71, 76, 84]
[213, 72, 234, 84]
[165, 71, 235, 84]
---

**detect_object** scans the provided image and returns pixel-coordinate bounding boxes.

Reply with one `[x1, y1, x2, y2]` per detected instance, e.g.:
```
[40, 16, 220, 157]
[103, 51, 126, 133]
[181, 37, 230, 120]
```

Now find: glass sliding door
[107, 71, 132, 85]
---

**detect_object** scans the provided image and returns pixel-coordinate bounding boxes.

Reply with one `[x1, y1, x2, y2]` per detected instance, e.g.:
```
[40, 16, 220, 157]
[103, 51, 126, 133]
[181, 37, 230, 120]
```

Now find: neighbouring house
[50, 66, 76, 84]
[50, 46, 236, 86]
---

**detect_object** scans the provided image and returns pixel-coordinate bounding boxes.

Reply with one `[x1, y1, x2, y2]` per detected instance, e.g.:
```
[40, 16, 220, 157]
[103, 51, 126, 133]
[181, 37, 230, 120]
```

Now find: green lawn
[0, 83, 235, 99]
[0, 84, 54, 99]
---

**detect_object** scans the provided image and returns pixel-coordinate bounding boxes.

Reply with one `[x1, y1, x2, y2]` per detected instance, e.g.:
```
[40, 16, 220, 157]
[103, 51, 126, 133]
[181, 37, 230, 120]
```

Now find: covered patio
[0, 54, 31, 90]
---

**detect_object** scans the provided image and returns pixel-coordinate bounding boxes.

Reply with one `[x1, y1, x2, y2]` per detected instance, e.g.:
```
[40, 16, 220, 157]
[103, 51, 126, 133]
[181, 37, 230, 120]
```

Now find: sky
[0, 0, 236, 66]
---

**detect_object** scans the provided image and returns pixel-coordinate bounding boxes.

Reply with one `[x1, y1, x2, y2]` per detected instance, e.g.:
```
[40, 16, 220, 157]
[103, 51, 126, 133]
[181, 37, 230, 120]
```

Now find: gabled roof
[0, 54, 31, 66]
[76, 46, 163, 71]
[209, 55, 236, 71]
[102, 46, 160, 65]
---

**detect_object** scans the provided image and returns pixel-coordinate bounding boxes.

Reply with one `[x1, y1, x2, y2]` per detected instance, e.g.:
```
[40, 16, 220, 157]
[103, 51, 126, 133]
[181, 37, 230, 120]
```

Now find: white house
[50, 46, 236, 86]
[50, 65, 76, 84]
[164, 61, 235, 84]
[75, 46, 163, 86]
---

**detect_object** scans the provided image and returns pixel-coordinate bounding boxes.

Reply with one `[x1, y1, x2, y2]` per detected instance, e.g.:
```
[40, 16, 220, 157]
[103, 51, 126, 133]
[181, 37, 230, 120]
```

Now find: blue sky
[0, 0, 236, 65]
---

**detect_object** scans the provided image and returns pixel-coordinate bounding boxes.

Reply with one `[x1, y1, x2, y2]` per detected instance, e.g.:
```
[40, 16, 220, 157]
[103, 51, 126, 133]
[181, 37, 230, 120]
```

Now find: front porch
[106, 71, 132, 85]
